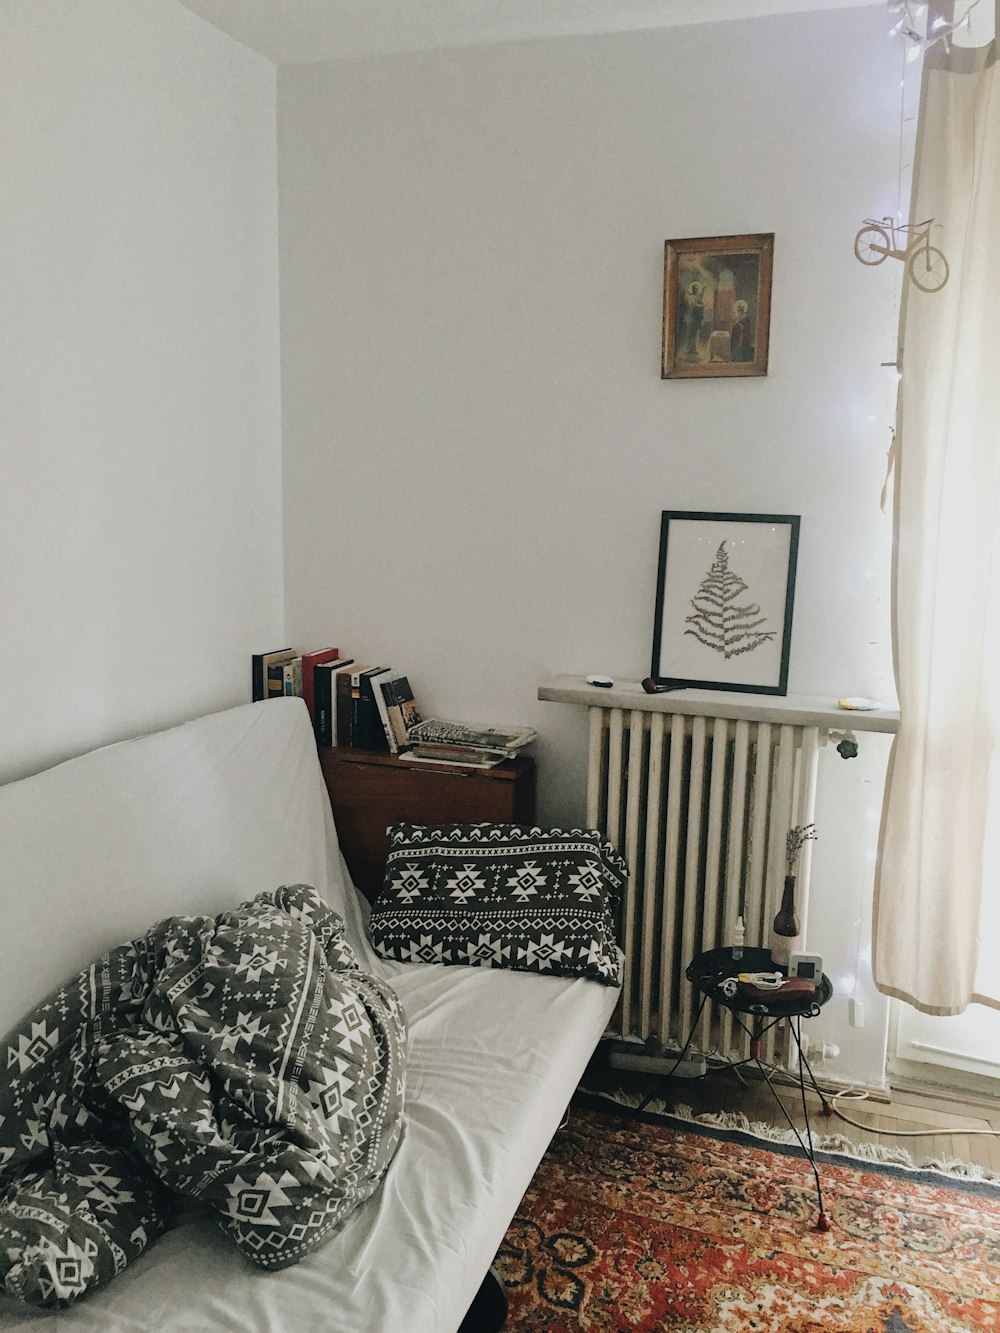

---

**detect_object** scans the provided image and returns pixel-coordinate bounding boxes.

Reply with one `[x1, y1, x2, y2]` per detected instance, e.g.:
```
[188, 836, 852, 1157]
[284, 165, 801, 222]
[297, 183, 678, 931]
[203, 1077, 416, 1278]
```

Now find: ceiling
[176, 0, 874, 64]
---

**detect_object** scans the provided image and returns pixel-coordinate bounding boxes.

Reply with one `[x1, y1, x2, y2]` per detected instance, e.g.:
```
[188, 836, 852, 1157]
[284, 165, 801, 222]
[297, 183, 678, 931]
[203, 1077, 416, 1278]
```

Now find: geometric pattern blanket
[0, 885, 407, 1309]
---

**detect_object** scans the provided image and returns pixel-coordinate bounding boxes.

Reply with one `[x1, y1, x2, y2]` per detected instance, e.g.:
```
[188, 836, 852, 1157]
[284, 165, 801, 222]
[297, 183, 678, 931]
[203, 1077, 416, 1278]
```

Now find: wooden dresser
[318, 748, 537, 901]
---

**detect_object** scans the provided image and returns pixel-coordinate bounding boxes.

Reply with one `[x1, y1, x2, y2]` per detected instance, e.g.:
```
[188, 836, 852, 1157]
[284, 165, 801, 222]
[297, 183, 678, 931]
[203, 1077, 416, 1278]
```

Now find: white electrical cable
[829, 1087, 1000, 1137]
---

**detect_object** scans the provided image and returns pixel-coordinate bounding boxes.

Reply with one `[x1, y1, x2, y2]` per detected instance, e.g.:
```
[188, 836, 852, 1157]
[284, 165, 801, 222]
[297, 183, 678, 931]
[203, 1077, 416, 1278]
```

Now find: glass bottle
[769, 875, 801, 968]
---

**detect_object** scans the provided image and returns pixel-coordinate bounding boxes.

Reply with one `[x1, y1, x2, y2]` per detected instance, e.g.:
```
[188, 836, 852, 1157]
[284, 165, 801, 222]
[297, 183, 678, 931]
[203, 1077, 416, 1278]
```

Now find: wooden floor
[585, 1056, 1000, 1174]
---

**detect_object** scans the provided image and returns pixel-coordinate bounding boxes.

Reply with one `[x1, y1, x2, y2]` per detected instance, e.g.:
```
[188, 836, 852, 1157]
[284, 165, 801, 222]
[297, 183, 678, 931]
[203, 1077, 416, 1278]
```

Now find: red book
[300, 647, 341, 728]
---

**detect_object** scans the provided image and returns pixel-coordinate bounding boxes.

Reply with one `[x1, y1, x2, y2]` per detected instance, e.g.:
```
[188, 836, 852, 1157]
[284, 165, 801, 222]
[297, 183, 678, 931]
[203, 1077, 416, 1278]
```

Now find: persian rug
[495, 1093, 1000, 1332]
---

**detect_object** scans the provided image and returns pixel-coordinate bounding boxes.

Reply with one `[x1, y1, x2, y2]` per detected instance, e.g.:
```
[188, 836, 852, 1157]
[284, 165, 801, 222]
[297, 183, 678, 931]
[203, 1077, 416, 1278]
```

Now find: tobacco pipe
[641, 677, 679, 695]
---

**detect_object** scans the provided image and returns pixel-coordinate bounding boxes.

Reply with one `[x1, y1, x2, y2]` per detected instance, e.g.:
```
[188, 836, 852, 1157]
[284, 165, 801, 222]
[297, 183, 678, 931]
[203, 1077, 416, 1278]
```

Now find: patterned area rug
[495, 1093, 1000, 1332]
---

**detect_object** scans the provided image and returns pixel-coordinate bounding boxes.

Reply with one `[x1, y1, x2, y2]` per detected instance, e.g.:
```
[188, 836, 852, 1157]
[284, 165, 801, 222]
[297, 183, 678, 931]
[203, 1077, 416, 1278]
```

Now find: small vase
[769, 874, 802, 968]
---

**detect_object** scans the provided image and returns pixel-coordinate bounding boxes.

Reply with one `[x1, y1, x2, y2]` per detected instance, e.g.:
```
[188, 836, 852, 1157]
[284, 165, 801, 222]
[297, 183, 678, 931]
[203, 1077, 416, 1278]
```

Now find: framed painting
[661, 233, 774, 379]
[651, 511, 799, 695]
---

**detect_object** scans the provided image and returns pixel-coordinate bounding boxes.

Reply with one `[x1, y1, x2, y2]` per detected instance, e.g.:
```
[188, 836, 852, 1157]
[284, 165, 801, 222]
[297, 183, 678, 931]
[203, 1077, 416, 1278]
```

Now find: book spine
[252, 655, 265, 702]
[337, 669, 356, 746]
[315, 665, 331, 744]
[372, 675, 399, 753]
[316, 661, 354, 745]
[301, 648, 341, 727]
[267, 663, 286, 698]
[283, 659, 299, 696]
[354, 671, 365, 746]
[356, 669, 389, 751]
[382, 677, 411, 750]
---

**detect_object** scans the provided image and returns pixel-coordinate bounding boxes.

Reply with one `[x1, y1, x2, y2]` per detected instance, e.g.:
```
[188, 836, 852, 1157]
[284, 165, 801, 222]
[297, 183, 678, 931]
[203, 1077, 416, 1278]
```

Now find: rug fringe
[581, 1086, 1000, 1185]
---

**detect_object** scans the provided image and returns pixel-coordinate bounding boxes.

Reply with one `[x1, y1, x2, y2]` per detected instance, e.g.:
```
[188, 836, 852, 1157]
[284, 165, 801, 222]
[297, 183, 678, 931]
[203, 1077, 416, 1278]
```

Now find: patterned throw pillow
[369, 823, 626, 986]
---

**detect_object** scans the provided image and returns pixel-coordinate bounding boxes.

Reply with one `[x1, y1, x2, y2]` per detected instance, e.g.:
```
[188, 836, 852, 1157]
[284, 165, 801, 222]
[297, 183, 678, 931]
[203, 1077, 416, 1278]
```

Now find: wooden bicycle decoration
[854, 216, 950, 292]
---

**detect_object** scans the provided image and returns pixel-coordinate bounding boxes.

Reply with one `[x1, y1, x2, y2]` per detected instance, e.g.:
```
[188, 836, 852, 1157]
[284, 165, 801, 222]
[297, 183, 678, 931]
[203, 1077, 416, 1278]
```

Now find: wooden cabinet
[318, 749, 536, 902]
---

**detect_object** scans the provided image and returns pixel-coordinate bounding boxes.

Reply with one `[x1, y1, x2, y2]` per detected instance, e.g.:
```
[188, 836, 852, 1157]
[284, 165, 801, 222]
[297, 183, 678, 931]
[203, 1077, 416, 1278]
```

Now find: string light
[887, 0, 980, 57]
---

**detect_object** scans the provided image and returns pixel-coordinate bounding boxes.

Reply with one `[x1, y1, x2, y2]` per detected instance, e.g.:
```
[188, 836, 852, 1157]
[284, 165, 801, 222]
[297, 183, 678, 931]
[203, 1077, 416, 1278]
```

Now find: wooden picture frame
[651, 510, 799, 695]
[662, 233, 774, 379]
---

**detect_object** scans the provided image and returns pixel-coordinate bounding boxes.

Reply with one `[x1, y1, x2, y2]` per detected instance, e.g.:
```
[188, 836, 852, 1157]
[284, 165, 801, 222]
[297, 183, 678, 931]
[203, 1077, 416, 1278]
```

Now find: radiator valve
[829, 728, 859, 759]
[799, 1034, 840, 1062]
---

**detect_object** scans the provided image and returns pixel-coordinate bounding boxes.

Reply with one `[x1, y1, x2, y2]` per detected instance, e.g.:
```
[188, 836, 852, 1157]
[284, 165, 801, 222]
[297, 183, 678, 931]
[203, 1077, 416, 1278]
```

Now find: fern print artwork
[684, 540, 776, 659]
[651, 512, 799, 695]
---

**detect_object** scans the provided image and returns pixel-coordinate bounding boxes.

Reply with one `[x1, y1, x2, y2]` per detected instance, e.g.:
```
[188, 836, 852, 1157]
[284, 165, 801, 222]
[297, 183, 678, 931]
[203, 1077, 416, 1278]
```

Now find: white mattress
[0, 700, 619, 1332]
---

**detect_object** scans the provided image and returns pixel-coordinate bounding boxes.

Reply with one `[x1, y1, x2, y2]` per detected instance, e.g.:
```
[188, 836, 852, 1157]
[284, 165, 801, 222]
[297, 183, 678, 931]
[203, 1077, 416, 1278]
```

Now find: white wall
[0, 0, 283, 783]
[278, 7, 902, 1084]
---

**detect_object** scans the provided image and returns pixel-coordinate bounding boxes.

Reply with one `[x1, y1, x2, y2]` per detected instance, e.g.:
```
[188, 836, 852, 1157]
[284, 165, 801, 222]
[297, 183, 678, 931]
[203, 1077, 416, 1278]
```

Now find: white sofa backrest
[0, 699, 358, 1036]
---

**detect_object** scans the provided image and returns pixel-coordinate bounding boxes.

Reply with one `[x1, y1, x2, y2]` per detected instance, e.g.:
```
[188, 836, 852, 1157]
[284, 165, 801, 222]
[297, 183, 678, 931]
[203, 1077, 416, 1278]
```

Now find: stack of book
[253, 646, 351, 743]
[251, 647, 303, 704]
[251, 648, 535, 766]
[251, 648, 419, 753]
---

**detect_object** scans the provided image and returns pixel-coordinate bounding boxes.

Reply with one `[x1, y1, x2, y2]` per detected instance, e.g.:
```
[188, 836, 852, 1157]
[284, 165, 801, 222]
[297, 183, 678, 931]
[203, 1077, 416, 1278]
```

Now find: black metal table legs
[743, 1009, 834, 1232]
[631, 995, 835, 1232]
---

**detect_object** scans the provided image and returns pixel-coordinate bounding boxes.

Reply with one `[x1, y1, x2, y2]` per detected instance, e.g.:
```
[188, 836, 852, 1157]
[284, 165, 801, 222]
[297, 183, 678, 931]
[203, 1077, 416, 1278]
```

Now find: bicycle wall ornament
[854, 216, 950, 292]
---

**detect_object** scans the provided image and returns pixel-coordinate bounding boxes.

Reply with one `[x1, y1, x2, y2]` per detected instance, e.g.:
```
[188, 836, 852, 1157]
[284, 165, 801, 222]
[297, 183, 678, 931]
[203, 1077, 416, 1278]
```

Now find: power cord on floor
[825, 1084, 1000, 1137]
[600, 1041, 1000, 1140]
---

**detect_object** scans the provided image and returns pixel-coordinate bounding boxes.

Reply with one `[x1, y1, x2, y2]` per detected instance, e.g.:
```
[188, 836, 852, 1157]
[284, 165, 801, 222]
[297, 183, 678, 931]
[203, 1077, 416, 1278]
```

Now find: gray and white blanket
[0, 884, 406, 1308]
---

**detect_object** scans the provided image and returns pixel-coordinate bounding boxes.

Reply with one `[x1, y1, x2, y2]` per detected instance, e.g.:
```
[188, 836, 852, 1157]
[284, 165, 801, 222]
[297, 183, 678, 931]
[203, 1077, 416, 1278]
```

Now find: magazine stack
[399, 719, 537, 769]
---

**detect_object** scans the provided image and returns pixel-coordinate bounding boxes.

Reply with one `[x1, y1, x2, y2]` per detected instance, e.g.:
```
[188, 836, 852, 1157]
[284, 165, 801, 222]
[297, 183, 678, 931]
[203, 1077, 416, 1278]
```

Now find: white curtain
[873, 1, 1000, 1014]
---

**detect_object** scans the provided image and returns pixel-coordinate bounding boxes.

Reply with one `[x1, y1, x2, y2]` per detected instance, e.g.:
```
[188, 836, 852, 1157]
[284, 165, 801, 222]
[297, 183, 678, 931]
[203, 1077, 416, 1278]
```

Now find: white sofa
[0, 699, 619, 1332]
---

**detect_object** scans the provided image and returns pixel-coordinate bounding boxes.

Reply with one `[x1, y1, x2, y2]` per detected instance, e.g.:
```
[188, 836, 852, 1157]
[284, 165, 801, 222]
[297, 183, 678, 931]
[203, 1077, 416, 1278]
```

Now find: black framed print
[651, 511, 799, 695]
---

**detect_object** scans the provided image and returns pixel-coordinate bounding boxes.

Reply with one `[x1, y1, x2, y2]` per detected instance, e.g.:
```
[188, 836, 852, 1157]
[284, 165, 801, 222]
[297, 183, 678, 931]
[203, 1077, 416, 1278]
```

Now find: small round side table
[686, 945, 835, 1232]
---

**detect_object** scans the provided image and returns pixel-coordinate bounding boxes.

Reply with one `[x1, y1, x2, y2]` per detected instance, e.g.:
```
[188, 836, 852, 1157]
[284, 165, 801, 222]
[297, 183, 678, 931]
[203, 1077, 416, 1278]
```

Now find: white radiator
[585, 705, 821, 1063]
[539, 678, 898, 1066]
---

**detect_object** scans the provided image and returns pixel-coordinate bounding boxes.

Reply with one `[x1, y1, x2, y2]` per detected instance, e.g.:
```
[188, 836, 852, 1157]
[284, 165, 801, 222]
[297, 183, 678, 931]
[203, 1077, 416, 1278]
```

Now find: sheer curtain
[873, 1, 1000, 1015]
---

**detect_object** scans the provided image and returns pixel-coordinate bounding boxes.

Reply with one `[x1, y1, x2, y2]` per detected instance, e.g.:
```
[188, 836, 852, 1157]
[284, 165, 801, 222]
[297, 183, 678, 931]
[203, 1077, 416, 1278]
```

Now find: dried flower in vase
[771, 824, 817, 968]
[785, 823, 818, 876]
